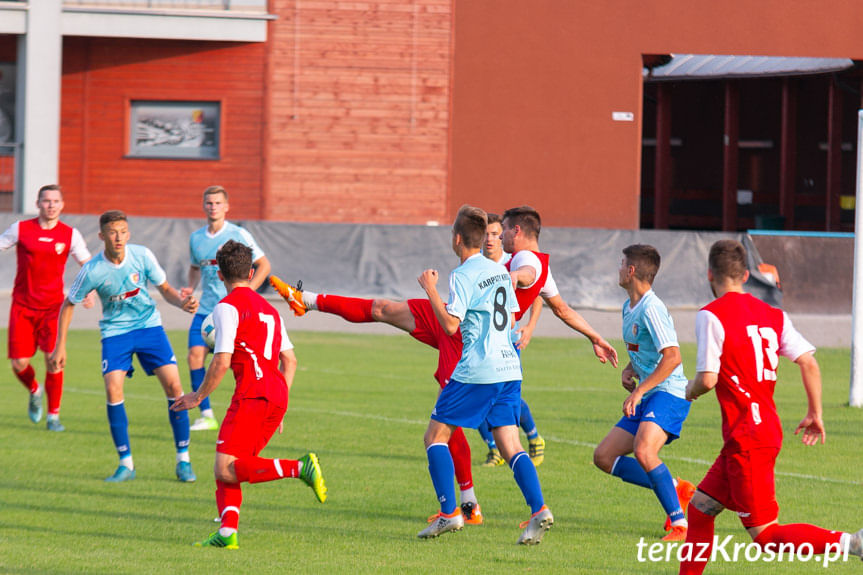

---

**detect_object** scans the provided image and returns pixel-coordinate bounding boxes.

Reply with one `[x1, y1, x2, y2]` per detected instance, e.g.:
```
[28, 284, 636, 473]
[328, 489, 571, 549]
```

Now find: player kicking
[182, 186, 270, 432]
[269, 279, 484, 526]
[417, 205, 552, 544]
[0, 184, 92, 431]
[478, 213, 546, 467]
[679, 240, 863, 573]
[592, 245, 694, 542]
[50, 211, 199, 483]
[171, 240, 326, 550]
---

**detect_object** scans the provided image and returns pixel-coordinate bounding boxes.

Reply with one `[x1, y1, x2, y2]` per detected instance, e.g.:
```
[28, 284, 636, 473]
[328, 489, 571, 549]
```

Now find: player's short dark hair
[99, 210, 127, 230]
[486, 212, 502, 226]
[37, 184, 62, 201]
[502, 206, 541, 239]
[217, 239, 253, 282]
[623, 244, 661, 285]
[453, 205, 487, 249]
[204, 185, 228, 201]
[709, 239, 748, 282]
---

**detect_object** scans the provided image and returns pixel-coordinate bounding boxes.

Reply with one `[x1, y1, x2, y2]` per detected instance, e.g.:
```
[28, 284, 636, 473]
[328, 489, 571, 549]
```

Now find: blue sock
[647, 463, 684, 523]
[167, 399, 191, 454]
[510, 451, 544, 513]
[611, 456, 653, 488]
[427, 443, 457, 514]
[190, 367, 211, 412]
[519, 399, 538, 439]
[478, 421, 496, 449]
[106, 401, 131, 460]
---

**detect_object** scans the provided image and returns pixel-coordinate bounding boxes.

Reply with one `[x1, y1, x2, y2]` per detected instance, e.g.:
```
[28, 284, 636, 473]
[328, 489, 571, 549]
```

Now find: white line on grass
[64, 388, 859, 486]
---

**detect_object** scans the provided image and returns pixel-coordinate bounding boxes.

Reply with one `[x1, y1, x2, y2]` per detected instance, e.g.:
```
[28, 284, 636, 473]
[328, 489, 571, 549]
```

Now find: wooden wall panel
[264, 0, 454, 224]
[60, 37, 266, 220]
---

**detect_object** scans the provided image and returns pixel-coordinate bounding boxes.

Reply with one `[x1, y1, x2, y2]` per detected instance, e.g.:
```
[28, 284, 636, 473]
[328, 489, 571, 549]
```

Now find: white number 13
[746, 325, 778, 382]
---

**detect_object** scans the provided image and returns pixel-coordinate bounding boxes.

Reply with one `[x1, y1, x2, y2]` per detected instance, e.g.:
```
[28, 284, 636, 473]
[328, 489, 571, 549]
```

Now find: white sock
[671, 518, 688, 528]
[47, 413, 60, 422]
[201, 408, 215, 419]
[297, 460, 304, 475]
[218, 527, 237, 537]
[120, 455, 134, 470]
[460, 487, 477, 505]
[176, 451, 190, 463]
[304, 290, 318, 310]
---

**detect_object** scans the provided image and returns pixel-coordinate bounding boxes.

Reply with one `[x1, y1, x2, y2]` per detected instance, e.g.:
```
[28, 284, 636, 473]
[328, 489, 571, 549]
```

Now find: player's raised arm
[542, 293, 618, 367]
[509, 263, 537, 289]
[157, 281, 198, 314]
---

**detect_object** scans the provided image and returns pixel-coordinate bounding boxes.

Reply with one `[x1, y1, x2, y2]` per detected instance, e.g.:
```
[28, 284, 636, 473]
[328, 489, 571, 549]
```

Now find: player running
[171, 240, 326, 550]
[477, 213, 546, 467]
[679, 239, 863, 573]
[416, 205, 552, 543]
[49, 211, 199, 483]
[182, 186, 270, 432]
[592, 245, 694, 542]
[0, 184, 92, 431]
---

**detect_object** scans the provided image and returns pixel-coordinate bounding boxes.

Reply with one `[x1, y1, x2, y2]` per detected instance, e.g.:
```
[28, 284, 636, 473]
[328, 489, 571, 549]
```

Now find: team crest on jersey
[54, 242, 66, 254]
[130, 272, 140, 284]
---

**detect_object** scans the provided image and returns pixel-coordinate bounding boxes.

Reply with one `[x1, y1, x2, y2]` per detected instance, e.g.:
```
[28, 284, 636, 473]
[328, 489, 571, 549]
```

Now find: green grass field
[1, 329, 860, 574]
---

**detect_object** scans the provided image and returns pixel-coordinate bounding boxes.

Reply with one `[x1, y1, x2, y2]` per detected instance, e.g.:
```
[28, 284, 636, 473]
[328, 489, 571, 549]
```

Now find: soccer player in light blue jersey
[417, 205, 553, 545]
[50, 211, 200, 483]
[182, 186, 270, 431]
[593, 244, 694, 541]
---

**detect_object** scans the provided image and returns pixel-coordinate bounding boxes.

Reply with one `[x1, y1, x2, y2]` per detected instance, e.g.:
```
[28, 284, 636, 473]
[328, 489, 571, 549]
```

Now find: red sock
[754, 523, 843, 554]
[679, 505, 715, 575]
[216, 480, 243, 531]
[234, 456, 299, 484]
[316, 294, 374, 323]
[14, 365, 38, 394]
[45, 371, 63, 415]
[448, 427, 473, 490]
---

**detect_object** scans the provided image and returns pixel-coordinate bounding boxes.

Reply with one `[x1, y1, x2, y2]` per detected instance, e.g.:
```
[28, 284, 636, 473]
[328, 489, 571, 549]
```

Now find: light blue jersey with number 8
[446, 253, 521, 384]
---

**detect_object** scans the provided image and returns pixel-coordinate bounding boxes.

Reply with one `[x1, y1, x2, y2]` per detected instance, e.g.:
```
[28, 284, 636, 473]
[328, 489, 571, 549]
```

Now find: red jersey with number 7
[696, 292, 814, 452]
[213, 286, 292, 408]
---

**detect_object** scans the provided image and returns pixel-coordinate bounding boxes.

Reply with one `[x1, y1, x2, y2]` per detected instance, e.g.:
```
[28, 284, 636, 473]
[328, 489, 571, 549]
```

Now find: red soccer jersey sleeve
[697, 292, 813, 451]
[505, 250, 550, 321]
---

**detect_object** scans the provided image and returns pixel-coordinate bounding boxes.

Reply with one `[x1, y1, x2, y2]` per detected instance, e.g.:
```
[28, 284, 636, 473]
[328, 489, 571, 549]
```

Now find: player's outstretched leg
[44, 371, 64, 431]
[298, 453, 328, 503]
[232, 453, 328, 502]
[520, 399, 546, 466]
[269, 276, 308, 316]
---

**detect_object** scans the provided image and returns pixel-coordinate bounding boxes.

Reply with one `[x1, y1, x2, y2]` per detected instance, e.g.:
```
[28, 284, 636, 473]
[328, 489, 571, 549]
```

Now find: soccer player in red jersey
[500, 206, 618, 368]
[679, 240, 863, 574]
[0, 185, 92, 431]
[171, 240, 326, 549]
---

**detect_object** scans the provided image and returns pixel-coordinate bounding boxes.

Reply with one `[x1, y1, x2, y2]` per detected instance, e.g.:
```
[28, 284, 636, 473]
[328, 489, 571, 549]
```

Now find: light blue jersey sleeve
[642, 299, 679, 352]
[446, 269, 470, 321]
[236, 227, 265, 262]
[67, 259, 98, 304]
[141, 246, 167, 286]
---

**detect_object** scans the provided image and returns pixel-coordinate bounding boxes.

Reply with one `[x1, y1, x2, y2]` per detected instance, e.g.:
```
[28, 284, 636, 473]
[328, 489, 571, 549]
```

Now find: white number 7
[746, 324, 779, 382]
[259, 313, 275, 360]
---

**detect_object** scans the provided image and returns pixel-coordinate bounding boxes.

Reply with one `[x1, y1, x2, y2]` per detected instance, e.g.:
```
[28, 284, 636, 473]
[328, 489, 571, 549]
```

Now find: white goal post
[848, 110, 863, 406]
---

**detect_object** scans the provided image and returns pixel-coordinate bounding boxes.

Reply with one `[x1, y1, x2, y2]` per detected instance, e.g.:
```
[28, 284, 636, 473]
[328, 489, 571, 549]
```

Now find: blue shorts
[431, 379, 522, 429]
[102, 326, 177, 377]
[187, 313, 209, 349]
[615, 390, 691, 443]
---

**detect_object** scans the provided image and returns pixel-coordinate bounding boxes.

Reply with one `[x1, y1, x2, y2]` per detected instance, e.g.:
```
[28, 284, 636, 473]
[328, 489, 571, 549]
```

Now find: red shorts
[697, 447, 780, 528]
[216, 397, 287, 458]
[8, 301, 60, 359]
[408, 299, 462, 389]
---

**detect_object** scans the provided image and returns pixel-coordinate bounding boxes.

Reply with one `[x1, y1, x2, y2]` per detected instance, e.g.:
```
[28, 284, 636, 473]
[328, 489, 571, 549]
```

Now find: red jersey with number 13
[220, 286, 289, 408]
[15, 218, 74, 309]
[700, 292, 811, 452]
[505, 251, 549, 321]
